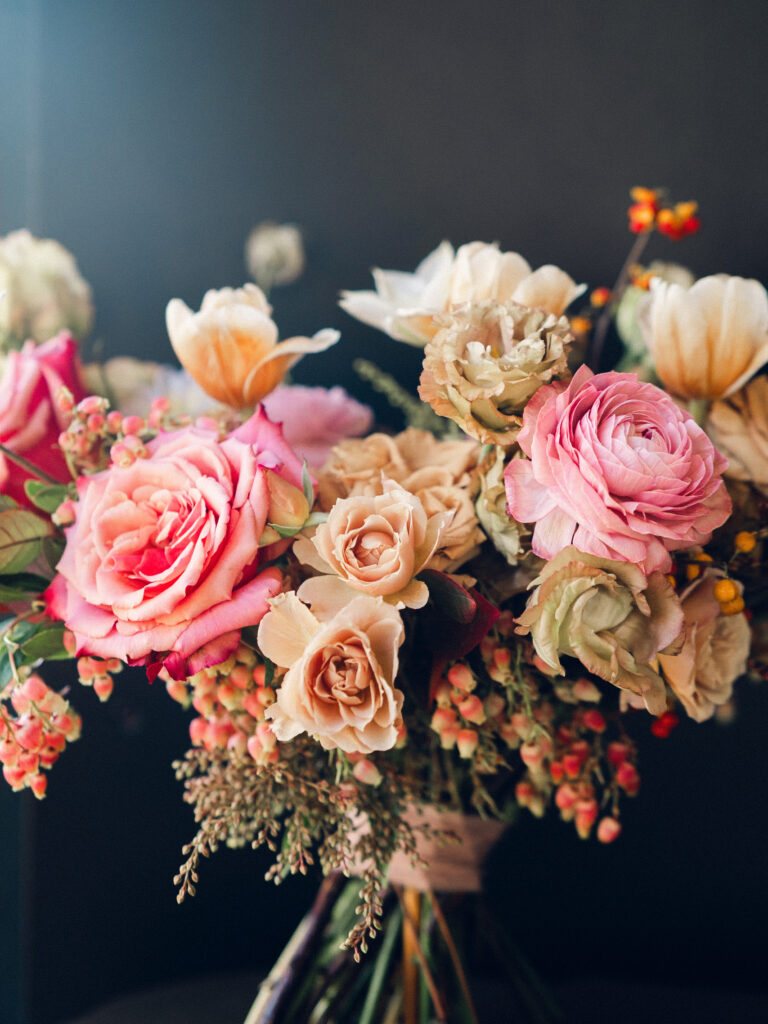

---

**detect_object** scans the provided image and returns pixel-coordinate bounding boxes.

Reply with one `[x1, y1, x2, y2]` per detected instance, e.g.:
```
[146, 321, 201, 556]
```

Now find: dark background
[1, 1, 767, 1022]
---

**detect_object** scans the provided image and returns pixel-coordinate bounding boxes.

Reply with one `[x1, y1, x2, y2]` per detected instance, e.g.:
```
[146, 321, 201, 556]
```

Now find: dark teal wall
[1, 2, 768, 1022]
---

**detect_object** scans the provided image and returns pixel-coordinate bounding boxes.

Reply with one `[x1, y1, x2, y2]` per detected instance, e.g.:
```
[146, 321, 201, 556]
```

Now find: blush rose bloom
[259, 592, 405, 754]
[516, 547, 684, 714]
[44, 408, 306, 680]
[504, 366, 731, 574]
[0, 332, 85, 506]
[293, 480, 449, 612]
[262, 385, 373, 470]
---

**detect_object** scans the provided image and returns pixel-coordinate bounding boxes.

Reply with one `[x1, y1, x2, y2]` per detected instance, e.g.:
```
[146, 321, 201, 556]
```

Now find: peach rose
[259, 592, 405, 754]
[166, 284, 338, 408]
[658, 573, 751, 722]
[44, 408, 306, 680]
[318, 429, 484, 571]
[293, 481, 449, 611]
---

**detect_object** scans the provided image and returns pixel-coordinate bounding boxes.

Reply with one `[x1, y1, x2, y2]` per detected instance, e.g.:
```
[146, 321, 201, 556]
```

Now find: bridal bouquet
[0, 192, 766, 1022]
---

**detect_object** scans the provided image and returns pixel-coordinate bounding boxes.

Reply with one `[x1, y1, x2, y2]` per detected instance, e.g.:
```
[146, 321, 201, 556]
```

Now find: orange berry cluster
[162, 644, 279, 765]
[0, 673, 82, 798]
[627, 187, 700, 240]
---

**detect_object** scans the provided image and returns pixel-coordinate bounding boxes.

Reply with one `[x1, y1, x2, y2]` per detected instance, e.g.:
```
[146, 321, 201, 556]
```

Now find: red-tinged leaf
[0, 508, 54, 574]
[419, 569, 477, 624]
[419, 570, 500, 662]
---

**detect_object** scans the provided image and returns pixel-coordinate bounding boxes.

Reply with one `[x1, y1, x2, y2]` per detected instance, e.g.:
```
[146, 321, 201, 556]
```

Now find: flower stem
[687, 397, 710, 427]
[0, 443, 61, 485]
[588, 231, 651, 372]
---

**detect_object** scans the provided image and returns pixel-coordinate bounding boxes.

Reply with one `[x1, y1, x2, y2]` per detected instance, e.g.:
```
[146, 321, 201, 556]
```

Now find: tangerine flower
[166, 284, 339, 408]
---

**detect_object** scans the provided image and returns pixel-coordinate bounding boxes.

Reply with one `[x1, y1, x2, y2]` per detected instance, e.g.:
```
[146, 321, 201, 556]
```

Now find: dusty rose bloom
[44, 409, 305, 680]
[339, 240, 583, 347]
[419, 301, 573, 446]
[706, 376, 768, 496]
[318, 429, 484, 571]
[516, 547, 684, 715]
[505, 367, 731, 574]
[294, 480, 448, 611]
[262, 384, 373, 470]
[259, 592, 405, 754]
[658, 573, 751, 722]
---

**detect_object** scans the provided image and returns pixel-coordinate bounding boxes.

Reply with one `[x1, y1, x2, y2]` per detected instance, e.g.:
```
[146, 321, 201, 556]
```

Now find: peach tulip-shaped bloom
[166, 284, 339, 408]
[641, 274, 768, 399]
[293, 480, 451, 612]
[339, 241, 584, 347]
[259, 592, 405, 754]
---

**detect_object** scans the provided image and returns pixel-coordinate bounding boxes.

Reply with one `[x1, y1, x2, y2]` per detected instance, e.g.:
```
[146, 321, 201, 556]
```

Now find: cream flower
[419, 301, 573, 445]
[0, 229, 93, 347]
[640, 274, 768, 399]
[259, 592, 405, 754]
[706, 376, 768, 495]
[475, 448, 529, 565]
[245, 221, 305, 291]
[318, 429, 484, 571]
[339, 241, 584, 347]
[84, 358, 224, 419]
[294, 481, 449, 611]
[516, 548, 684, 714]
[658, 574, 751, 722]
[166, 284, 338, 408]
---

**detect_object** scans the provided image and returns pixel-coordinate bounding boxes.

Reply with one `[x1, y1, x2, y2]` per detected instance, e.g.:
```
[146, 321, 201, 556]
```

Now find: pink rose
[504, 366, 731, 573]
[45, 408, 305, 680]
[261, 385, 373, 469]
[0, 332, 85, 505]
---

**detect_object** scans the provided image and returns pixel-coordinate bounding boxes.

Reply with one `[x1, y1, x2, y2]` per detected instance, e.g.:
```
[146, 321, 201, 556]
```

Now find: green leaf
[0, 572, 52, 602]
[264, 657, 275, 688]
[266, 521, 302, 540]
[24, 480, 70, 513]
[302, 512, 328, 529]
[42, 535, 65, 572]
[0, 496, 18, 512]
[20, 622, 67, 661]
[0, 508, 54, 574]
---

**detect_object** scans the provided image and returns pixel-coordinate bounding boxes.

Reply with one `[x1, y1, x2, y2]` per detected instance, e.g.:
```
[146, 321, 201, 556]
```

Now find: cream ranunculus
[293, 480, 450, 611]
[516, 547, 684, 714]
[317, 429, 484, 571]
[166, 284, 338, 408]
[640, 274, 768, 399]
[658, 573, 751, 722]
[339, 241, 584, 347]
[419, 301, 573, 446]
[259, 592, 405, 754]
[706, 375, 768, 495]
[245, 221, 305, 291]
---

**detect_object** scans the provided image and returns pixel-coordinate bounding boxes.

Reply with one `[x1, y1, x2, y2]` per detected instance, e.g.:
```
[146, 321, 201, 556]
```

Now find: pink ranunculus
[44, 408, 304, 680]
[504, 366, 731, 574]
[0, 332, 85, 505]
[261, 385, 373, 470]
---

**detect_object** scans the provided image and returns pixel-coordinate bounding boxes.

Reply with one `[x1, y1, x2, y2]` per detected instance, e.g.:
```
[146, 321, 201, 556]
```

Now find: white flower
[0, 229, 93, 347]
[340, 240, 584, 347]
[245, 221, 305, 291]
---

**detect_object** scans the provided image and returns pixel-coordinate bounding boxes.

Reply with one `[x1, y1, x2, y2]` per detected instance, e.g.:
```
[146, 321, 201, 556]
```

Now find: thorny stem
[588, 231, 651, 371]
[428, 888, 480, 1024]
[397, 886, 447, 1024]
